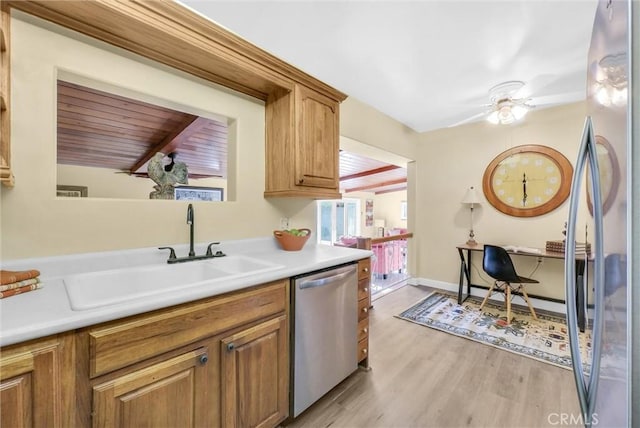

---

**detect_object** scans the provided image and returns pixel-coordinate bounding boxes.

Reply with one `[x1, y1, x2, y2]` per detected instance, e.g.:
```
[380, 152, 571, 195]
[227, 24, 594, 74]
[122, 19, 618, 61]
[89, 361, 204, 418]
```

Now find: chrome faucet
[187, 203, 195, 257]
[158, 203, 226, 263]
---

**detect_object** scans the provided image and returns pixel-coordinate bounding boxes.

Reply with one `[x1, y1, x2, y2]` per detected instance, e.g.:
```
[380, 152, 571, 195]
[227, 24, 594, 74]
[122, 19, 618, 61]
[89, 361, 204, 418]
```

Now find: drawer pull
[362, 348, 368, 355]
[362, 307, 368, 313]
[363, 268, 369, 273]
[363, 287, 369, 292]
[227, 343, 235, 352]
[199, 354, 209, 365]
[363, 328, 368, 334]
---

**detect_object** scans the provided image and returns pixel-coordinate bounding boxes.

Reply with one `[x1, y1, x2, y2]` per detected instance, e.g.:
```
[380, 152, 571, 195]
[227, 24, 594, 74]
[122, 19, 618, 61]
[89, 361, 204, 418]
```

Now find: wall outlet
[279, 217, 290, 230]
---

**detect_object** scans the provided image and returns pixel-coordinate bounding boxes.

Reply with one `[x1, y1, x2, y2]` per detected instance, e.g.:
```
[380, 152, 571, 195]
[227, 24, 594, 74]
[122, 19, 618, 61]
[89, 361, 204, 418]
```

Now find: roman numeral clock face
[482, 145, 573, 217]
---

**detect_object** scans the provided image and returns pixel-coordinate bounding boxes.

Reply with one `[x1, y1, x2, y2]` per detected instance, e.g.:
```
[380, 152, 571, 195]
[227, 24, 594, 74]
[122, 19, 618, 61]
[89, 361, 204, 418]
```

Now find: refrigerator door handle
[565, 116, 605, 427]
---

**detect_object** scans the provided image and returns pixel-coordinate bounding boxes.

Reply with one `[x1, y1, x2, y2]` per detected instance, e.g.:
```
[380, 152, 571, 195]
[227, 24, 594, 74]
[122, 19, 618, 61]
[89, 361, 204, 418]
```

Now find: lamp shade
[461, 186, 481, 205]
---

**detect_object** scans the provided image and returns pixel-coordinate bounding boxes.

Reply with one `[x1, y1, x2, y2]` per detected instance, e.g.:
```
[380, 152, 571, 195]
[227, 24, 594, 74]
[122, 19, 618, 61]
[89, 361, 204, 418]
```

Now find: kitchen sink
[64, 255, 284, 311]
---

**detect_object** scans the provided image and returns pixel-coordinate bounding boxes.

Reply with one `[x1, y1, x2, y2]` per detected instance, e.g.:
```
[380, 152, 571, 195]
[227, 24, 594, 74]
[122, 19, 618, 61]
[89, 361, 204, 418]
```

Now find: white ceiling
[180, 1, 597, 133]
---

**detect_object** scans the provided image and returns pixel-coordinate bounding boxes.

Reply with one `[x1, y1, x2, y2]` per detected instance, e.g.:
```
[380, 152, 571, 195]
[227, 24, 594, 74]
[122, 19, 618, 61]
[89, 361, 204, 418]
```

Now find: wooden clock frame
[482, 144, 573, 217]
[586, 135, 620, 216]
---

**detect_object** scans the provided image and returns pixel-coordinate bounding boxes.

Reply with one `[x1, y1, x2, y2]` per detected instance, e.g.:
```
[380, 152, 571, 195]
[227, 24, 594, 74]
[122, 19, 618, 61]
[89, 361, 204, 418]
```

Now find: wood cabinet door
[295, 84, 339, 190]
[92, 347, 210, 428]
[221, 315, 288, 428]
[0, 340, 63, 427]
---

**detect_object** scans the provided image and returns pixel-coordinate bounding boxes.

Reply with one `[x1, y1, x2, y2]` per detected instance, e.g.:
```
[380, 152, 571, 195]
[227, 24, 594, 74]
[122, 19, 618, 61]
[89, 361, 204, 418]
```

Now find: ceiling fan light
[497, 105, 514, 124]
[511, 104, 528, 120]
[611, 87, 627, 106]
[486, 111, 500, 124]
[596, 85, 612, 106]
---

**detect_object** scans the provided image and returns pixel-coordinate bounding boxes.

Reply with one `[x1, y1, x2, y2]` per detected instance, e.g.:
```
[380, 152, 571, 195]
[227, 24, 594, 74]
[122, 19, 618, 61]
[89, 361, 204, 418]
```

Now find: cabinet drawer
[357, 258, 371, 281]
[357, 318, 369, 342]
[357, 338, 368, 363]
[358, 278, 370, 301]
[358, 297, 369, 321]
[88, 280, 287, 378]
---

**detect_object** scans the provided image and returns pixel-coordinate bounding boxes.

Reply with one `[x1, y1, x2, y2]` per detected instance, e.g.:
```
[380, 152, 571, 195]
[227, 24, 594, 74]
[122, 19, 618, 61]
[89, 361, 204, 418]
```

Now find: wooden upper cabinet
[0, 1, 13, 187]
[265, 84, 342, 199]
[296, 85, 339, 190]
[6, 0, 347, 197]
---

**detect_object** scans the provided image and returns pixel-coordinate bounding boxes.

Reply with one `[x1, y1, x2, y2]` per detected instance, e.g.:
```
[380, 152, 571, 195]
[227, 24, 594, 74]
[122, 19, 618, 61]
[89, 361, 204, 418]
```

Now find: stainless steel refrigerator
[564, 0, 638, 426]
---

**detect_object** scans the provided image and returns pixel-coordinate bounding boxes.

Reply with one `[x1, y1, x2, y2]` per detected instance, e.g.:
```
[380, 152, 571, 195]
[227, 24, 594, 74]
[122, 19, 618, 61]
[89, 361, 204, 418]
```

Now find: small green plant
[285, 228, 309, 237]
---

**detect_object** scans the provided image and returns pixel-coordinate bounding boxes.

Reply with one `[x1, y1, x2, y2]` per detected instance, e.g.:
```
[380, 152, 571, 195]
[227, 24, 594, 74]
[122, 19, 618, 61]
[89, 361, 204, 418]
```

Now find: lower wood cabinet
[92, 347, 211, 427]
[0, 334, 74, 427]
[221, 315, 288, 428]
[0, 279, 290, 428]
[357, 258, 372, 367]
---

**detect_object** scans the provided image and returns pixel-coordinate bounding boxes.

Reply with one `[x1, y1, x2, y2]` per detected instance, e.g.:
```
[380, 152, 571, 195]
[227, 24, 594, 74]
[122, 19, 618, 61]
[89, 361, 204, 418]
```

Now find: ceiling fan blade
[448, 111, 488, 128]
[529, 91, 584, 106]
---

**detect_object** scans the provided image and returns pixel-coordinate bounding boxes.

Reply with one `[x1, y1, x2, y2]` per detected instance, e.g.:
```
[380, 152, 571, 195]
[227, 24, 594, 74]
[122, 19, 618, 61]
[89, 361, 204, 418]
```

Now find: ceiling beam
[130, 116, 210, 174]
[340, 164, 400, 181]
[343, 178, 407, 193]
[375, 186, 407, 195]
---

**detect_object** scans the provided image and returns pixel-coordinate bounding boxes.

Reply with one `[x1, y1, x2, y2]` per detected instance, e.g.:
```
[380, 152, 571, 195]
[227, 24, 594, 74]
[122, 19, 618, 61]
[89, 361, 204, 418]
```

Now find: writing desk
[456, 243, 588, 331]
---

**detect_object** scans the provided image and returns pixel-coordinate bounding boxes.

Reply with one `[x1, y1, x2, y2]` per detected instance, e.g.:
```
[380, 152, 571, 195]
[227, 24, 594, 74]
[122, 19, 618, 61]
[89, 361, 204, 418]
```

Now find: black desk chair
[480, 244, 539, 323]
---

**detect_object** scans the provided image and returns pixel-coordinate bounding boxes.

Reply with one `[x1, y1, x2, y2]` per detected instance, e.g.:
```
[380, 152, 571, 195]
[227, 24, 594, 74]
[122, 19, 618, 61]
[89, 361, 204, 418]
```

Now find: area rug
[396, 291, 592, 370]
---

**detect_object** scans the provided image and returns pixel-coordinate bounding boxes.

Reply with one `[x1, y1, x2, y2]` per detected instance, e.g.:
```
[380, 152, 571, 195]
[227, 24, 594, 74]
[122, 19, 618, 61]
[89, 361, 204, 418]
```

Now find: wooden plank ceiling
[56, 81, 227, 178]
[56, 80, 404, 192]
[339, 150, 407, 195]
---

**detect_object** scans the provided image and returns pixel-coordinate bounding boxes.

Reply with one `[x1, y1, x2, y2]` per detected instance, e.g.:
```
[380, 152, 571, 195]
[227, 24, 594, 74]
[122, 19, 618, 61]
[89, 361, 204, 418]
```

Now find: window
[317, 199, 361, 245]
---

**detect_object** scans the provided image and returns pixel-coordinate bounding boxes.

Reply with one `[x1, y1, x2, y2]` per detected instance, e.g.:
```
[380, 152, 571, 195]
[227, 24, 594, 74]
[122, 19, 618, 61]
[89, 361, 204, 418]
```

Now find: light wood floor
[287, 284, 581, 428]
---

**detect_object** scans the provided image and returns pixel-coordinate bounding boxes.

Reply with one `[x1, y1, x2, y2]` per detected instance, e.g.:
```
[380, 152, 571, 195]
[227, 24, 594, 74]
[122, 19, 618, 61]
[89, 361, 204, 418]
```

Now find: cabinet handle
[362, 307, 368, 313]
[363, 328, 368, 334]
[363, 268, 369, 273]
[199, 354, 209, 365]
[227, 343, 235, 351]
[362, 348, 368, 355]
[363, 287, 368, 292]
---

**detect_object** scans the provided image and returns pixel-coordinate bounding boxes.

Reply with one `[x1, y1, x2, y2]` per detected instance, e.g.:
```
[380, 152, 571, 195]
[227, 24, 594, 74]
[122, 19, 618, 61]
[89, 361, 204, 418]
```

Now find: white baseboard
[407, 277, 567, 314]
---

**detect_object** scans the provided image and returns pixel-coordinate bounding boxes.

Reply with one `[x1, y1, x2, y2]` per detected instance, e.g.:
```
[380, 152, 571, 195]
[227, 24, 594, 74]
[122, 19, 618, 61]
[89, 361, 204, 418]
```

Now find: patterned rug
[396, 291, 592, 370]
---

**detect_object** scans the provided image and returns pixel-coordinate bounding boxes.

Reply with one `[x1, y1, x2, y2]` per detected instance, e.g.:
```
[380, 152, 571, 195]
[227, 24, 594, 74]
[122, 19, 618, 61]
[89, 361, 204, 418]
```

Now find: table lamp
[461, 186, 481, 246]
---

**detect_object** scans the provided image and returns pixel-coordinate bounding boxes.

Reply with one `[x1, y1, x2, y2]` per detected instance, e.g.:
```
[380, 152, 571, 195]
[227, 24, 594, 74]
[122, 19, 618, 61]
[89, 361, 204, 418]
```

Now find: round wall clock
[586, 135, 620, 216]
[482, 144, 573, 217]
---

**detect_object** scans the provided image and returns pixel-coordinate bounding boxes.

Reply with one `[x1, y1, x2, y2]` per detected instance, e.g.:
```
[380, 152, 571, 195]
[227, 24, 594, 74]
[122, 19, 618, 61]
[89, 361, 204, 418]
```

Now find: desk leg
[457, 248, 472, 304]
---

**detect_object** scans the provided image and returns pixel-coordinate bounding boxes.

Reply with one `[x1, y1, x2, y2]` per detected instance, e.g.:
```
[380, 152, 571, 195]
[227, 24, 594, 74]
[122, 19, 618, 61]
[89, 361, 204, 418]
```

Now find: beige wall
[1, 14, 593, 302]
[372, 191, 407, 231]
[415, 102, 590, 300]
[0, 16, 315, 260]
[335, 190, 407, 239]
[56, 165, 228, 200]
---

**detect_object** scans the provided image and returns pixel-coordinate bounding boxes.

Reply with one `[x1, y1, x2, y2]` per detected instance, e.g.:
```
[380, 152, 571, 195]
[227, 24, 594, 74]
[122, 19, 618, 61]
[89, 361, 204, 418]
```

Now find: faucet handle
[206, 242, 221, 256]
[158, 246, 177, 261]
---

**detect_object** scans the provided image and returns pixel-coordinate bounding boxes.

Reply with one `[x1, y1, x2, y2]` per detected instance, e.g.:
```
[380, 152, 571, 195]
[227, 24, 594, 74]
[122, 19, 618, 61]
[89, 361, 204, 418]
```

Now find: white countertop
[0, 238, 372, 347]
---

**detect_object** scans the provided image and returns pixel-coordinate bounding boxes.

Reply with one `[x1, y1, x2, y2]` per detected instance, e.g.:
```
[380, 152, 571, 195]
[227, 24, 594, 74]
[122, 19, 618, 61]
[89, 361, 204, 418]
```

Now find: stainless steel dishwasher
[291, 262, 358, 417]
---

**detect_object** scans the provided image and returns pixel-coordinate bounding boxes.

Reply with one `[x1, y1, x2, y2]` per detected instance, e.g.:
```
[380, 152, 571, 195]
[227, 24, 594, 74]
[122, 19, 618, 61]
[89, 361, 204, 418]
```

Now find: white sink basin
[64, 255, 284, 311]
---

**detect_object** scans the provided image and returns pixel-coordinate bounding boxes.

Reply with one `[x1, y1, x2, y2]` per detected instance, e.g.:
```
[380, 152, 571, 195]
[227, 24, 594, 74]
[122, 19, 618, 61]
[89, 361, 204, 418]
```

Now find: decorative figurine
[148, 152, 189, 199]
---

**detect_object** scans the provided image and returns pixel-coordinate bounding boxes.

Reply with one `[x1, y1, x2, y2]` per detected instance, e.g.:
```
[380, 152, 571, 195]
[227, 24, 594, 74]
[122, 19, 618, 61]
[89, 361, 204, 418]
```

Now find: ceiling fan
[450, 80, 582, 127]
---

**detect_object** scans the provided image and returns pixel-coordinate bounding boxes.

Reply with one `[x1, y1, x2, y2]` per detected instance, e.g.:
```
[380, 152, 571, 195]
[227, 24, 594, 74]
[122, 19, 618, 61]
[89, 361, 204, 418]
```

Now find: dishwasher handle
[298, 266, 355, 290]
